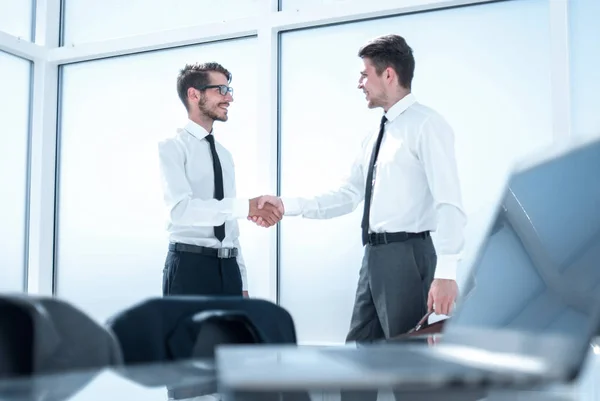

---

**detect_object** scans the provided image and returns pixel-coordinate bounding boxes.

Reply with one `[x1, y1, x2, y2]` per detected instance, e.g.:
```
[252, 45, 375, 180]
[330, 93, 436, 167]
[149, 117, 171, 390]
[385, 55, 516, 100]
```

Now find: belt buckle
[370, 233, 387, 246]
[217, 248, 232, 258]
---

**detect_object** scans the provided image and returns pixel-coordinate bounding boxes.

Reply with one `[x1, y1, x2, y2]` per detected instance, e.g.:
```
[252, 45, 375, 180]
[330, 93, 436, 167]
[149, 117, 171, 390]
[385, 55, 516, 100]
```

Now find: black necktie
[205, 134, 225, 242]
[361, 115, 387, 246]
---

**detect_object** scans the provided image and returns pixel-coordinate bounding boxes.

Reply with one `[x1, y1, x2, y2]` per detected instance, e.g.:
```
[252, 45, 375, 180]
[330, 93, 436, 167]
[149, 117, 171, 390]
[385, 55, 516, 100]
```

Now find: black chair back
[0, 302, 34, 378]
[0, 294, 123, 377]
[106, 296, 297, 365]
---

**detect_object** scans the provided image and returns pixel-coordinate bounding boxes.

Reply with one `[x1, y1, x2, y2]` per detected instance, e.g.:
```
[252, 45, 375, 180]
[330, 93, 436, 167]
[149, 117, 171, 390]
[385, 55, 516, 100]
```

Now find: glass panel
[279, 0, 553, 343]
[280, 0, 371, 11]
[0, 50, 30, 291]
[62, 0, 270, 45]
[569, 0, 600, 139]
[0, 0, 33, 41]
[56, 38, 269, 322]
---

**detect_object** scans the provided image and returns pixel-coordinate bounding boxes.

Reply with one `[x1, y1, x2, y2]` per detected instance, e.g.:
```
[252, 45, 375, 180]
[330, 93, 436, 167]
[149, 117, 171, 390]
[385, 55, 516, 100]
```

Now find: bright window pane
[569, 0, 600, 139]
[56, 38, 270, 322]
[280, 0, 365, 11]
[280, 0, 330, 10]
[0, 0, 33, 40]
[62, 0, 270, 45]
[279, 0, 553, 343]
[0, 50, 30, 291]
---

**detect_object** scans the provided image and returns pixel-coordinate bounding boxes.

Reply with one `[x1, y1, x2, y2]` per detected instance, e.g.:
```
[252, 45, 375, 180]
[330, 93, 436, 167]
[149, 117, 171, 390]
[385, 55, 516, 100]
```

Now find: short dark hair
[358, 34, 414, 89]
[176, 62, 232, 110]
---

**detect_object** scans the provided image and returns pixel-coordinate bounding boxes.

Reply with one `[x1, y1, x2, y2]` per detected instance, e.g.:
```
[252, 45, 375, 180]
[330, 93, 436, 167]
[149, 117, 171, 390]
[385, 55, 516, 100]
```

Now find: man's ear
[187, 87, 197, 102]
[385, 67, 395, 83]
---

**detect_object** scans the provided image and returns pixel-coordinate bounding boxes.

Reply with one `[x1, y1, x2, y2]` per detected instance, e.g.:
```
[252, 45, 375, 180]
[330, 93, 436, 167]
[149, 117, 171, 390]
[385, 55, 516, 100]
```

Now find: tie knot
[205, 134, 215, 144]
[380, 115, 387, 127]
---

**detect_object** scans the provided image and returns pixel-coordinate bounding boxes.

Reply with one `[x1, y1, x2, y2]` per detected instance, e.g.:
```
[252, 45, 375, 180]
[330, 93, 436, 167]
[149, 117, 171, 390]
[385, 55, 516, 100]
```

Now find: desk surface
[0, 344, 597, 401]
[216, 340, 600, 401]
[0, 360, 218, 401]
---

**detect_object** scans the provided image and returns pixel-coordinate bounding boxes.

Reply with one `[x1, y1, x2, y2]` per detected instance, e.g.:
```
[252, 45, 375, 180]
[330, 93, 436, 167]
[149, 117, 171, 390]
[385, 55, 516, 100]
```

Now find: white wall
[0, 0, 596, 344]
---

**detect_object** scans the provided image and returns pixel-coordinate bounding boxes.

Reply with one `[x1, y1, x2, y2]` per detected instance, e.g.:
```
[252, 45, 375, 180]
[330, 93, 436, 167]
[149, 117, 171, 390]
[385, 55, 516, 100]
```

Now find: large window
[280, 0, 362, 11]
[281, 0, 328, 10]
[56, 37, 270, 322]
[569, 0, 600, 139]
[279, 0, 553, 343]
[0, 0, 34, 40]
[61, 0, 271, 45]
[0, 50, 31, 292]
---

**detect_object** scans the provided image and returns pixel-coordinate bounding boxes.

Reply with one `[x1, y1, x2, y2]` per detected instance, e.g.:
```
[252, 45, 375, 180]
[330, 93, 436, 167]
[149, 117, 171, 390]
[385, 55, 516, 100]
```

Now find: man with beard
[158, 62, 282, 297]
[253, 35, 465, 347]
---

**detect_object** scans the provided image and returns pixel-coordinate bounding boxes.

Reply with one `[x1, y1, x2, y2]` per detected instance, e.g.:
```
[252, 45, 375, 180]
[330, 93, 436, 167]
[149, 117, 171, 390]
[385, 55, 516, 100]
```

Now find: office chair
[107, 296, 309, 401]
[106, 296, 297, 365]
[0, 294, 122, 377]
[0, 294, 123, 401]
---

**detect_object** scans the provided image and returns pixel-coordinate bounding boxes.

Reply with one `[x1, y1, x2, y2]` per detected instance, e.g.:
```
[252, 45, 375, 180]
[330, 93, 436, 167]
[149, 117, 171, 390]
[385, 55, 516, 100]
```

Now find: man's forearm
[432, 203, 467, 281]
[281, 186, 363, 219]
[169, 196, 249, 226]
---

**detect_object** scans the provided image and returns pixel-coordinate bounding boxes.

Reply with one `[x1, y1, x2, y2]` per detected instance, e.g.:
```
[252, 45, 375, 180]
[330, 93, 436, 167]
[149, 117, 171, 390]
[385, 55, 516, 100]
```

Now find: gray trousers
[346, 235, 437, 342]
[341, 236, 437, 401]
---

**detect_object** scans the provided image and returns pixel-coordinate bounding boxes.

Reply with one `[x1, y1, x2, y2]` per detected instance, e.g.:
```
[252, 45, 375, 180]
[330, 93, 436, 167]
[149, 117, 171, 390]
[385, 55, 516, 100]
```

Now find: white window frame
[0, 0, 571, 299]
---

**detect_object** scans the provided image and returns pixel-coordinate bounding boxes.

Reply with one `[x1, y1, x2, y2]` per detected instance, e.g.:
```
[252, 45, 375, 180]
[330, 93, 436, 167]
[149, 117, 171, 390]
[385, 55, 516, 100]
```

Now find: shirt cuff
[231, 198, 249, 219]
[280, 197, 303, 216]
[433, 254, 460, 281]
[241, 271, 248, 291]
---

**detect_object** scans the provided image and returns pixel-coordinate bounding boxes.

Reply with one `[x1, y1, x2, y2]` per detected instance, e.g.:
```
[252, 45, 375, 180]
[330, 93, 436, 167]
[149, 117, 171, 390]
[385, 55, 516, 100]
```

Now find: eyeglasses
[196, 85, 233, 96]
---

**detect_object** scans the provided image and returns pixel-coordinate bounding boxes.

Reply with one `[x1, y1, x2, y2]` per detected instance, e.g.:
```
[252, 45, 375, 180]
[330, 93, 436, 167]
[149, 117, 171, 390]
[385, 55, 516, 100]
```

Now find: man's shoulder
[158, 129, 192, 159]
[408, 102, 446, 122]
[159, 128, 188, 147]
[406, 103, 454, 136]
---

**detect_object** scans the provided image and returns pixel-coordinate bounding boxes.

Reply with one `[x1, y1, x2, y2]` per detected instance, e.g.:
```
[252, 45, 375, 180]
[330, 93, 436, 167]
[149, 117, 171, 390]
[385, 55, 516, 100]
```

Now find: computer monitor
[446, 134, 600, 377]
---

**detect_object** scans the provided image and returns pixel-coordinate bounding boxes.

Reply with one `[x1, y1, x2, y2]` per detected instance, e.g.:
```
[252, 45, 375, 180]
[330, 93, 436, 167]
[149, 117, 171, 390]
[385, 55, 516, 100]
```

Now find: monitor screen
[450, 137, 600, 355]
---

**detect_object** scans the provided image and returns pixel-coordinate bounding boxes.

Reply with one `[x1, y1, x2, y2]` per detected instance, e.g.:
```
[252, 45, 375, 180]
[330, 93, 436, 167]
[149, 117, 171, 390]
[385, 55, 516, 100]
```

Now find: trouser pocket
[162, 251, 180, 296]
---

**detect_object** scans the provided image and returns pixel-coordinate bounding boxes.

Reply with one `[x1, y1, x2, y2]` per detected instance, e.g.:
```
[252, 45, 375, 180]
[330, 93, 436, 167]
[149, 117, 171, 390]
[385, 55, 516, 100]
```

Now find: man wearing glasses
[158, 62, 282, 297]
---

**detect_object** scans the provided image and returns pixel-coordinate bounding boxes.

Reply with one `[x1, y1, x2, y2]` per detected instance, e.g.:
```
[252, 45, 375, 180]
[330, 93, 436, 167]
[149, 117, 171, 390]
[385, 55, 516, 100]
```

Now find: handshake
[248, 195, 284, 228]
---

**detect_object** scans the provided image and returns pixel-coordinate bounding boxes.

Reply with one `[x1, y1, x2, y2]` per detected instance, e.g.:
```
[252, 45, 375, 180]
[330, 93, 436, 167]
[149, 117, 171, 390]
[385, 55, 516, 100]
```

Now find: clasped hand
[248, 195, 284, 227]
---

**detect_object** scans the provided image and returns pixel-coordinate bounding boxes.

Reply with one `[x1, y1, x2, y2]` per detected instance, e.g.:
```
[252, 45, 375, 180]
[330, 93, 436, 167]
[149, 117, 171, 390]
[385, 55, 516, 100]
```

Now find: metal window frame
[0, 0, 571, 300]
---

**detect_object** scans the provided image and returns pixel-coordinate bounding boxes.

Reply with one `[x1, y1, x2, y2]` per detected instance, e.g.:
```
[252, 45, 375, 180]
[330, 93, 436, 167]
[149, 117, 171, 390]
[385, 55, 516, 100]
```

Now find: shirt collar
[183, 119, 211, 141]
[384, 93, 417, 122]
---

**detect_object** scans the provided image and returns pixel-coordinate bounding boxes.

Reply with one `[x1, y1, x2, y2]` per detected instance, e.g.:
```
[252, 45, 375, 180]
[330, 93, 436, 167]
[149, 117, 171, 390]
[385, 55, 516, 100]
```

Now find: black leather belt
[168, 242, 238, 259]
[367, 231, 429, 246]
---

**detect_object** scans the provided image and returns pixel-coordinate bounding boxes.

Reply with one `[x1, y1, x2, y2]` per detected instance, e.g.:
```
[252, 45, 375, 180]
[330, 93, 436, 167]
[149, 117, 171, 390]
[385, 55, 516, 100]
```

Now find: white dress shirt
[158, 120, 250, 290]
[282, 93, 467, 280]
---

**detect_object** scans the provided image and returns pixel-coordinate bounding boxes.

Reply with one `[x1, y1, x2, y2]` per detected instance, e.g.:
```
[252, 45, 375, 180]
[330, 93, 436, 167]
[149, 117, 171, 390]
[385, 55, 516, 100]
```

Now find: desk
[0, 360, 218, 401]
[0, 345, 596, 401]
[216, 341, 600, 401]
